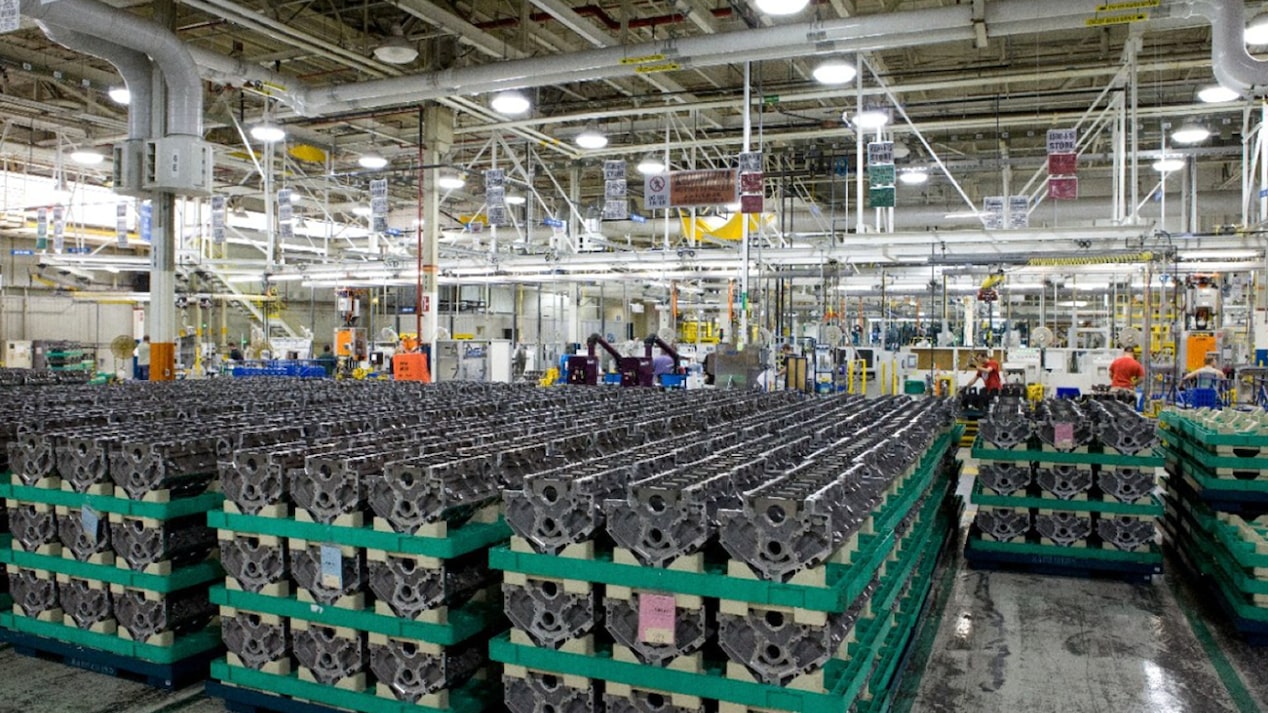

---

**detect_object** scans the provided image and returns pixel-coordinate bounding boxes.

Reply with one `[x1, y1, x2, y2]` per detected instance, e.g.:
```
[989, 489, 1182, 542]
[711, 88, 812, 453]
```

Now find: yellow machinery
[679, 320, 720, 344]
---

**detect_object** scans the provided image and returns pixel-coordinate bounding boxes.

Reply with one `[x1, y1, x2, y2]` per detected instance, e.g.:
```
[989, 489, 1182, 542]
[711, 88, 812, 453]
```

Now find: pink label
[638, 593, 676, 645]
[1054, 422, 1074, 449]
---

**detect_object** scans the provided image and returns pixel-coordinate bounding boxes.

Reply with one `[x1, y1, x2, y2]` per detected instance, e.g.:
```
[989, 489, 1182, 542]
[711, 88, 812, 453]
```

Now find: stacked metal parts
[1159, 410, 1268, 643]
[208, 383, 807, 713]
[491, 395, 962, 713]
[966, 397, 1164, 578]
[1, 382, 227, 687]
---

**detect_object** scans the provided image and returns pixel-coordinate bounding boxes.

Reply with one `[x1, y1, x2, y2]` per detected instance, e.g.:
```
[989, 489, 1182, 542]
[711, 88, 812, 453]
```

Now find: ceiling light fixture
[636, 153, 665, 175]
[891, 142, 911, 160]
[850, 108, 890, 129]
[250, 122, 286, 143]
[437, 173, 465, 190]
[754, 0, 810, 16]
[1247, 11, 1268, 45]
[358, 152, 388, 169]
[1197, 84, 1240, 103]
[490, 90, 531, 115]
[505, 194, 527, 205]
[812, 59, 857, 85]
[352, 206, 373, 217]
[107, 87, 130, 105]
[373, 25, 418, 64]
[70, 150, 105, 166]
[897, 169, 929, 185]
[1170, 121, 1211, 145]
[1152, 157, 1185, 173]
[575, 124, 608, 149]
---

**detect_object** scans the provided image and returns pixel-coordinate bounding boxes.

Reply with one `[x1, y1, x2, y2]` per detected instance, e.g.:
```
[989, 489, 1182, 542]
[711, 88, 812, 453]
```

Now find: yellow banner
[635, 62, 681, 74]
[1085, 12, 1147, 26]
[619, 54, 666, 65]
[1095, 0, 1158, 10]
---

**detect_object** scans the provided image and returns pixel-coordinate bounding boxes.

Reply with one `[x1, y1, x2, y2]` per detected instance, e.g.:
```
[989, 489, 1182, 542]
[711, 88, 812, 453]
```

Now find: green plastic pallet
[970, 480, 1163, 516]
[211, 586, 500, 646]
[1163, 480, 1268, 570]
[1161, 498, 1268, 598]
[1160, 432, 1268, 472]
[0, 612, 221, 663]
[1163, 516, 1268, 623]
[211, 660, 489, 713]
[1159, 412, 1268, 448]
[0, 548, 222, 593]
[0, 483, 222, 521]
[971, 437, 1164, 467]
[208, 511, 510, 559]
[964, 537, 1162, 565]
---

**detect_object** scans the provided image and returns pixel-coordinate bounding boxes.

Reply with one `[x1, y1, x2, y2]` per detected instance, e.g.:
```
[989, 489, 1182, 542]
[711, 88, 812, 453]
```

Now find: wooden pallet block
[222, 499, 291, 520]
[13, 603, 64, 622]
[371, 502, 500, 540]
[12, 473, 60, 489]
[113, 480, 219, 504]
[509, 536, 595, 560]
[605, 681, 704, 712]
[62, 480, 113, 496]
[611, 644, 702, 673]
[226, 651, 293, 677]
[294, 510, 364, 529]
[508, 628, 595, 655]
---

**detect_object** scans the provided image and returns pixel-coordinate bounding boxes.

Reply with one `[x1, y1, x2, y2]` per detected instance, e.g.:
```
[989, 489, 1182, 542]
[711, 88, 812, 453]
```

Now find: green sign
[762, 95, 780, 105]
[868, 164, 895, 188]
[869, 186, 896, 208]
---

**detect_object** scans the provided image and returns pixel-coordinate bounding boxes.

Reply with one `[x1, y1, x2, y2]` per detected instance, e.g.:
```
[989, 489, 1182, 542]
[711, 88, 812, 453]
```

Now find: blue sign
[542, 217, 565, 228]
[630, 213, 647, 224]
[10, 249, 33, 256]
[833, 157, 849, 176]
[139, 202, 152, 243]
[1260, 188, 1268, 199]
[65, 247, 91, 255]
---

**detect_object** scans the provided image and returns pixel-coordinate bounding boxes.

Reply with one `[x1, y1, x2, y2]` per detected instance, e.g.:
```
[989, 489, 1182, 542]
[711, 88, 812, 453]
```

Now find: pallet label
[80, 506, 99, 535]
[320, 543, 343, 590]
[638, 592, 676, 645]
[1054, 422, 1074, 450]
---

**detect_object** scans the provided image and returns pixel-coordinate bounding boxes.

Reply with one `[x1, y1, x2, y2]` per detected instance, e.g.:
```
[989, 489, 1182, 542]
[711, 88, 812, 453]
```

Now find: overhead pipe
[18, 0, 203, 136]
[186, 0, 1106, 116]
[1188, 1, 1268, 96]
[38, 26, 152, 142]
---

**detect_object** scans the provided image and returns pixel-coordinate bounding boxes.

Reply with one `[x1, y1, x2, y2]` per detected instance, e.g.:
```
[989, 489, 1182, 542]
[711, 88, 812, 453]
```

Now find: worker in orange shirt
[965, 351, 1002, 393]
[1108, 346, 1145, 397]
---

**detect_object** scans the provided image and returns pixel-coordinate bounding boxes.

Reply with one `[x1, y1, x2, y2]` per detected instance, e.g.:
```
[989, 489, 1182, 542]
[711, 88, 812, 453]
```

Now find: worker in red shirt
[1108, 346, 1145, 396]
[965, 351, 1002, 392]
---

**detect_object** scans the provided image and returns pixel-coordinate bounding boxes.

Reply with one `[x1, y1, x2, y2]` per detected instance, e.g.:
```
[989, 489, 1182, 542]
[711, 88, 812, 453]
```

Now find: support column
[148, 0, 176, 381]
[421, 105, 453, 372]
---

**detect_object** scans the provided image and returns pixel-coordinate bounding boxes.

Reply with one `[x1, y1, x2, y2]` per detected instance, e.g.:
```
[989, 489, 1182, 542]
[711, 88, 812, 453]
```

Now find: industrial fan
[109, 335, 135, 374]
[1117, 327, 1143, 349]
[1031, 326, 1054, 349]
[756, 327, 774, 348]
[823, 325, 844, 347]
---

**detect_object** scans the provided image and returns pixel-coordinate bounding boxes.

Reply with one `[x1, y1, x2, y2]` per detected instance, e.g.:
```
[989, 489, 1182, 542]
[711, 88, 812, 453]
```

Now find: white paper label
[319, 544, 342, 590]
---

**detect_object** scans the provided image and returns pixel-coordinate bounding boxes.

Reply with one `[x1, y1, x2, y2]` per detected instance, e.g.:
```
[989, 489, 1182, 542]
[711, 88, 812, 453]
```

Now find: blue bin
[1183, 387, 1222, 409]
[1056, 387, 1080, 399]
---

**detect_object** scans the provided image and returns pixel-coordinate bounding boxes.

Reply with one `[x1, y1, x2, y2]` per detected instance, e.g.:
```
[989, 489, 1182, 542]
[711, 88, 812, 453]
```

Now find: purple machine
[567, 333, 680, 387]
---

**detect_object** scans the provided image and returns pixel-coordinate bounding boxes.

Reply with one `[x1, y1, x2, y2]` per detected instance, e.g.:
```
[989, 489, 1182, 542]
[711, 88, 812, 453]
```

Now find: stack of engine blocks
[0, 383, 227, 687]
[1160, 409, 1268, 643]
[966, 397, 1164, 579]
[491, 395, 962, 713]
[207, 383, 825, 713]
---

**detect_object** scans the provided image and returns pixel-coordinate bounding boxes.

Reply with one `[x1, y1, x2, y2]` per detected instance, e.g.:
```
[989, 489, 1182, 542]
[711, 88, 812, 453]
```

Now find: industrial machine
[1181, 274, 1220, 371]
[568, 333, 650, 387]
[433, 339, 512, 382]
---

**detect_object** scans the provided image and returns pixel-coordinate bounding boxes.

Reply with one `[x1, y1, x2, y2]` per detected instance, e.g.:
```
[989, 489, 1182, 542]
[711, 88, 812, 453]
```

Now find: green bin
[903, 379, 926, 395]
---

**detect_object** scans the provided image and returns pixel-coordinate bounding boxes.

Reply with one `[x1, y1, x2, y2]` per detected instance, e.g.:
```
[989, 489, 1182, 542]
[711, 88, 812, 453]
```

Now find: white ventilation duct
[39, 25, 152, 141]
[19, 0, 203, 137]
[1188, 1, 1268, 96]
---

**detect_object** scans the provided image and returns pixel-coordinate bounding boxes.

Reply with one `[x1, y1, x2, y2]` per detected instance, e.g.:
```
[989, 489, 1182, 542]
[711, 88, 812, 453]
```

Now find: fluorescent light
[1198, 84, 1240, 103]
[491, 90, 531, 115]
[944, 211, 981, 219]
[851, 109, 889, 129]
[108, 87, 130, 105]
[437, 173, 465, 190]
[70, 150, 105, 166]
[505, 194, 527, 205]
[575, 125, 608, 150]
[250, 123, 286, 143]
[352, 206, 372, 217]
[1152, 157, 1185, 173]
[898, 169, 928, 185]
[755, 0, 809, 15]
[1247, 11, 1268, 45]
[812, 60, 856, 85]
[1170, 122, 1210, 145]
[358, 153, 388, 169]
[1179, 249, 1261, 260]
[637, 153, 665, 175]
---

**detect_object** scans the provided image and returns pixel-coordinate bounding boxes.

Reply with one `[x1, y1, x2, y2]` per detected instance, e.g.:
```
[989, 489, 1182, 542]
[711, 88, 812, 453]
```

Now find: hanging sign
[868, 164, 896, 188]
[0, 0, 19, 33]
[869, 186, 895, 209]
[1046, 129, 1077, 155]
[983, 196, 1006, 230]
[116, 202, 129, 248]
[1008, 195, 1030, 229]
[369, 179, 388, 233]
[603, 160, 626, 181]
[667, 169, 737, 207]
[210, 196, 225, 245]
[35, 207, 47, 250]
[278, 188, 294, 239]
[867, 141, 894, 166]
[1049, 176, 1079, 201]
[644, 173, 669, 210]
[52, 205, 65, 253]
[740, 194, 764, 214]
[738, 152, 762, 173]
[139, 201, 152, 243]
[1048, 153, 1078, 175]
